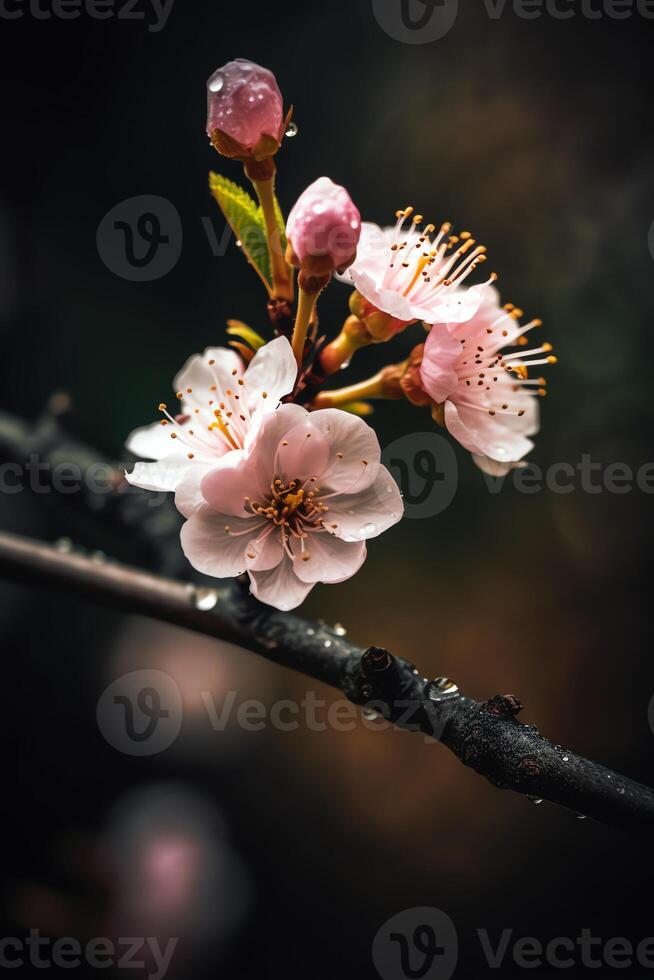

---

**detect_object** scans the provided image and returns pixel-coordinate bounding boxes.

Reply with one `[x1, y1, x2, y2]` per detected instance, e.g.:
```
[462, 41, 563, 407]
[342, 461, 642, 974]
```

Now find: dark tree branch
[1, 403, 653, 835]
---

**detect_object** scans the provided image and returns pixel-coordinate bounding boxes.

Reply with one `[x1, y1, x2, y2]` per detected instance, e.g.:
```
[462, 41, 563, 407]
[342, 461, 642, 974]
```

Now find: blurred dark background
[1, 0, 653, 977]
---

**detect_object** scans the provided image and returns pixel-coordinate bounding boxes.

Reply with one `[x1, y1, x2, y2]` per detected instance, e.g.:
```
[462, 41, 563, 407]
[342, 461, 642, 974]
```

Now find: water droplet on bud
[208, 71, 225, 93]
[285, 120, 298, 137]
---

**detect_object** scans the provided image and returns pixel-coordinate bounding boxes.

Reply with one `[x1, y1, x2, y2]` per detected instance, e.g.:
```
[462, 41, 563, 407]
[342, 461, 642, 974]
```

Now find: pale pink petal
[420, 326, 463, 404]
[126, 421, 177, 461]
[248, 554, 315, 612]
[200, 451, 261, 517]
[174, 458, 241, 519]
[245, 403, 310, 480]
[326, 466, 403, 542]
[348, 270, 416, 324]
[245, 527, 284, 572]
[275, 420, 331, 483]
[174, 347, 243, 400]
[293, 533, 366, 585]
[424, 285, 485, 325]
[444, 399, 535, 464]
[180, 506, 263, 578]
[125, 457, 194, 493]
[307, 409, 381, 491]
[243, 336, 297, 413]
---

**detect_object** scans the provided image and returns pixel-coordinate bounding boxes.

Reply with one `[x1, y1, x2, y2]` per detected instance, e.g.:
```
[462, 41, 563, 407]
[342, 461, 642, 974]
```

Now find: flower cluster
[126, 58, 554, 609]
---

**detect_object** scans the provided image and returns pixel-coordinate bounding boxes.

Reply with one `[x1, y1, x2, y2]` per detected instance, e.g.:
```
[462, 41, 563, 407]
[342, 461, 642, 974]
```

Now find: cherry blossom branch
[0, 527, 652, 836]
[0, 403, 653, 835]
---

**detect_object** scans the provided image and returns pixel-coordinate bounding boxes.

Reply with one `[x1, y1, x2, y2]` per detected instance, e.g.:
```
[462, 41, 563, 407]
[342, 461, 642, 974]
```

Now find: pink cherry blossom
[206, 58, 284, 151]
[338, 210, 494, 334]
[418, 287, 555, 475]
[176, 403, 403, 611]
[286, 177, 361, 273]
[125, 337, 297, 494]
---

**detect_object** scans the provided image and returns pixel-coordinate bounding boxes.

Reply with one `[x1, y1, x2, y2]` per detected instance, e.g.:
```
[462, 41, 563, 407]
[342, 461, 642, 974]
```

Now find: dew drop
[324, 639, 332, 648]
[425, 677, 459, 701]
[362, 706, 378, 721]
[285, 120, 298, 138]
[576, 813, 587, 820]
[526, 795, 544, 806]
[194, 587, 218, 612]
[333, 623, 347, 636]
[90, 550, 107, 564]
[54, 537, 73, 554]
[236, 239, 242, 248]
[208, 71, 225, 93]
[306, 627, 315, 636]
[562, 755, 569, 762]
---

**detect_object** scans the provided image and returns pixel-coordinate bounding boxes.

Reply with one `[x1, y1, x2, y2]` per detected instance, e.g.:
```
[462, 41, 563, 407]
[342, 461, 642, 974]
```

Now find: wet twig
[0, 404, 653, 836]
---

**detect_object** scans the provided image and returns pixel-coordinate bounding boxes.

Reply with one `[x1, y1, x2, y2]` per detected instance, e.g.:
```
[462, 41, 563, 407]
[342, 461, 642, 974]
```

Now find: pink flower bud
[286, 177, 362, 276]
[206, 58, 284, 156]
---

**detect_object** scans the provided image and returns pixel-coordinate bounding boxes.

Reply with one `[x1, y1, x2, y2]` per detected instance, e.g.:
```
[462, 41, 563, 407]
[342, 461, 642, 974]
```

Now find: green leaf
[273, 193, 287, 253]
[209, 172, 272, 291]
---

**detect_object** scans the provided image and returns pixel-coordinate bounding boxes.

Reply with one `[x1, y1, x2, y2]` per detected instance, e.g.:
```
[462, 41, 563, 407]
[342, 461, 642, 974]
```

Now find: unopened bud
[286, 177, 361, 279]
[207, 59, 288, 166]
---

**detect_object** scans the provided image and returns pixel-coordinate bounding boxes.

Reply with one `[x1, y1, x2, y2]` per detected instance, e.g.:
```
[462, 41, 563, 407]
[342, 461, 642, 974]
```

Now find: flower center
[246, 478, 333, 562]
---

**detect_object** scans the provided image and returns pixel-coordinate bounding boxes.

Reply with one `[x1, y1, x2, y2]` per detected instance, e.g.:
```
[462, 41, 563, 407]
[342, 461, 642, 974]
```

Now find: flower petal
[200, 451, 261, 517]
[307, 409, 382, 492]
[420, 325, 463, 404]
[248, 554, 315, 611]
[180, 506, 263, 578]
[126, 421, 177, 461]
[292, 533, 366, 584]
[274, 420, 331, 484]
[174, 347, 243, 399]
[125, 456, 194, 493]
[444, 399, 535, 464]
[243, 336, 297, 412]
[245, 527, 284, 572]
[326, 465, 403, 542]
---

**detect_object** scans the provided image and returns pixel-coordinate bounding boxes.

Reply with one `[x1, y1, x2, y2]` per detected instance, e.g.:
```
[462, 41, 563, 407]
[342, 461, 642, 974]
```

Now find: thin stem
[291, 287, 319, 368]
[318, 315, 372, 375]
[251, 176, 293, 301]
[312, 369, 391, 409]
